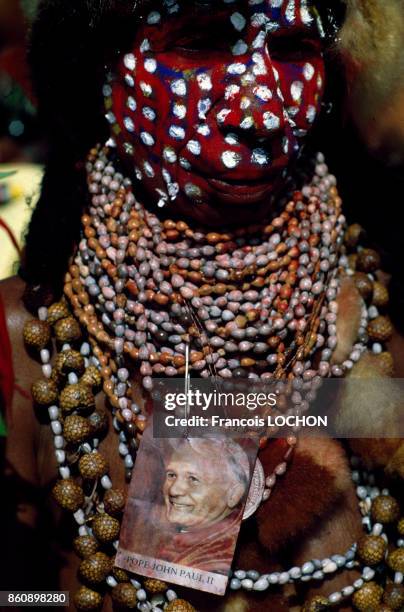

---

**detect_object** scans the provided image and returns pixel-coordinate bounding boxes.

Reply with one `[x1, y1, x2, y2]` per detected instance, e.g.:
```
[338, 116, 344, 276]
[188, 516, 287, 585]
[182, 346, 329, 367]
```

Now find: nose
[213, 50, 287, 141]
[169, 477, 188, 497]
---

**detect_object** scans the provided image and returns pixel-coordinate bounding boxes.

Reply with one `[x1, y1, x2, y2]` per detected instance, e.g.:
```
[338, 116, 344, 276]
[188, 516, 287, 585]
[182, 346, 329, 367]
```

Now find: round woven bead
[352, 272, 374, 302]
[52, 479, 84, 512]
[73, 535, 100, 559]
[55, 349, 85, 376]
[79, 451, 109, 480]
[143, 578, 168, 594]
[367, 316, 394, 343]
[352, 583, 383, 611]
[91, 513, 120, 543]
[357, 248, 381, 273]
[397, 517, 404, 536]
[111, 563, 129, 583]
[73, 586, 103, 611]
[302, 596, 330, 612]
[371, 496, 400, 524]
[47, 301, 71, 326]
[79, 552, 111, 585]
[165, 600, 196, 612]
[81, 366, 102, 391]
[357, 535, 387, 566]
[372, 282, 389, 308]
[31, 379, 59, 406]
[383, 583, 404, 610]
[60, 383, 95, 413]
[387, 549, 404, 573]
[104, 488, 126, 516]
[54, 316, 82, 343]
[88, 408, 109, 436]
[63, 415, 92, 444]
[345, 224, 364, 250]
[111, 583, 137, 609]
[23, 319, 51, 350]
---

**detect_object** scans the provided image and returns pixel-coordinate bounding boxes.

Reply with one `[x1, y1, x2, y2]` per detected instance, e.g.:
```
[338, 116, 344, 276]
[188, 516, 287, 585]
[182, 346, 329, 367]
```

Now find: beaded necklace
[23, 146, 403, 611]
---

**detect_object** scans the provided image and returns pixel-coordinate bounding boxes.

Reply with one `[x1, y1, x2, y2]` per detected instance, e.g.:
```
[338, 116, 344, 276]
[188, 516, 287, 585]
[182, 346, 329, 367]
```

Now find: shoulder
[0, 275, 32, 340]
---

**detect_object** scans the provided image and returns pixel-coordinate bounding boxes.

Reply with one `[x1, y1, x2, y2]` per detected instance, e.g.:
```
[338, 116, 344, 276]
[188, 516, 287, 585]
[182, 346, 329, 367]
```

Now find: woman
[1, 1, 403, 611]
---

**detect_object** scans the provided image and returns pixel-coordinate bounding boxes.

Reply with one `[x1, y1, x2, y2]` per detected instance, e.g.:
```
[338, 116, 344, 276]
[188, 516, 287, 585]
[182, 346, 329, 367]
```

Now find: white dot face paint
[171, 79, 187, 96]
[230, 12, 247, 31]
[144, 58, 157, 73]
[108, 0, 326, 225]
[187, 140, 202, 155]
[123, 54, 136, 70]
[221, 150, 242, 168]
[291, 81, 304, 102]
[173, 103, 187, 119]
[197, 73, 213, 91]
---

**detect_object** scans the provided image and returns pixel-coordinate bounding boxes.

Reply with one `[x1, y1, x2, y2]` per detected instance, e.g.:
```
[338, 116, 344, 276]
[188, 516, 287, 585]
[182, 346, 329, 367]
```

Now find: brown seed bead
[357, 248, 381, 273]
[398, 518, 404, 537]
[357, 535, 387, 565]
[73, 535, 99, 559]
[55, 350, 85, 376]
[88, 408, 109, 436]
[91, 513, 120, 543]
[387, 549, 404, 573]
[352, 272, 374, 302]
[23, 319, 51, 350]
[52, 479, 84, 512]
[143, 579, 168, 594]
[373, 282, 389, 309]
[54, 316, 82, 343]
[383, 583, 404, 610]
[81, 366, 102, 391]
[73, 586, 103, 611]
[371, 496, 400, 524]
[352, 583, 383, 611]
[302, 596, 330, 612]
[47, 301, 71, 326]
[165, 600, 196, 612]
[345, 223, 364, 250]
[367, 316, 394, 343]
[79, 552, 111, 584]
[111, 563, 129, 583]
[60, 383, 95, 413]
[104, 489, 126, 516]
[111, 583, 137, 609]
[31, 378, 59, 406]
[348, 253, 358, 271]
[78, 451, 109, 480]
[63, 415, 92, 444]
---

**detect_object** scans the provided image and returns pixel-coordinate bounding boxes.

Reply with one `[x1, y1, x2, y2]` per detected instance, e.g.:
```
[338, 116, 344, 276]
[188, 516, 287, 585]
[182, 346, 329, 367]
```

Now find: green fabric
[0, 412, 7, 437]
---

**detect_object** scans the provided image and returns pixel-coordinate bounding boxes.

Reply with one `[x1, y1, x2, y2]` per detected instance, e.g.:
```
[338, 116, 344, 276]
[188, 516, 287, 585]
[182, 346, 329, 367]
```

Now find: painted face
[106, 0, 325, 225]
[163, 448, 244, 529]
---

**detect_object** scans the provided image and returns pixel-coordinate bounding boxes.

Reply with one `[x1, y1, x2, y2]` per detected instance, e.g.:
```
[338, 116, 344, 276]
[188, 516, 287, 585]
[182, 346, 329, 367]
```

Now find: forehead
[141, 0, 317, 29]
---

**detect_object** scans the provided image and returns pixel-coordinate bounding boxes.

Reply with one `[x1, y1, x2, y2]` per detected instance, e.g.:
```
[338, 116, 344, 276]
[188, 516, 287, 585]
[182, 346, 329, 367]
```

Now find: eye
[267, 33, 322, 62]
[166, 471, 176, 480]
[188, 475, 200, 484]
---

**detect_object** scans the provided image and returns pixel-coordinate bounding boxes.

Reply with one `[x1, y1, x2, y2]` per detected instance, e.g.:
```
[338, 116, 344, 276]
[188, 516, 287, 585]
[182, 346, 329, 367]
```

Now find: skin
[163, 446, 245, 529]
[109, 0, 325, 226]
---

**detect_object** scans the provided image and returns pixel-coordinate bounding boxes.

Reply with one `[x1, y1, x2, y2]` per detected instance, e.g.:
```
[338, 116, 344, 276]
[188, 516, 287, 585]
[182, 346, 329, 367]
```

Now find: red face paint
[107, 0, 325, 226]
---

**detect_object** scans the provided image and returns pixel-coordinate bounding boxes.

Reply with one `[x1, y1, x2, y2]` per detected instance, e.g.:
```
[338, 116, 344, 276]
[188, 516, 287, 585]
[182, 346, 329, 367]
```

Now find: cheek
[275, 57, 325, 129]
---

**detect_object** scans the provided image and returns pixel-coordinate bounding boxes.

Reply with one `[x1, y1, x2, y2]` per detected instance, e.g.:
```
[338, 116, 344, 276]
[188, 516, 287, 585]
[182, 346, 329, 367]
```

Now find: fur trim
[338, 1, 404, 117]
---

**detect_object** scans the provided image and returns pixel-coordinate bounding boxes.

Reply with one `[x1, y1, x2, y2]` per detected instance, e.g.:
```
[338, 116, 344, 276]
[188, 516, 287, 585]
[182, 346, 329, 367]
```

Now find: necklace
[22, 147, 402, 611]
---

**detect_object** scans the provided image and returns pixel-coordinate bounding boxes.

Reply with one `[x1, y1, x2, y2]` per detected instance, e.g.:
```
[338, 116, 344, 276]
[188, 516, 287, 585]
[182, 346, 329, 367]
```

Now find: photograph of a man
[116, 432, 255, 594]
[163, 438, 249, 531]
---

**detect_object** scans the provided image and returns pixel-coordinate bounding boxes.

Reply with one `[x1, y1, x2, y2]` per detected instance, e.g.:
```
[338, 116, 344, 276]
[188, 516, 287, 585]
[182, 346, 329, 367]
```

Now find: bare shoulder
[0, 275, 49, 487]
[0, 275, 30, 328]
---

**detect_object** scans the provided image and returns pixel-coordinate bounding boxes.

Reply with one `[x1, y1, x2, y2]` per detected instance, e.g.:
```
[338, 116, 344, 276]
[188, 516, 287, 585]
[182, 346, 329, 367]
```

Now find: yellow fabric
[0, 163, 42, 280]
